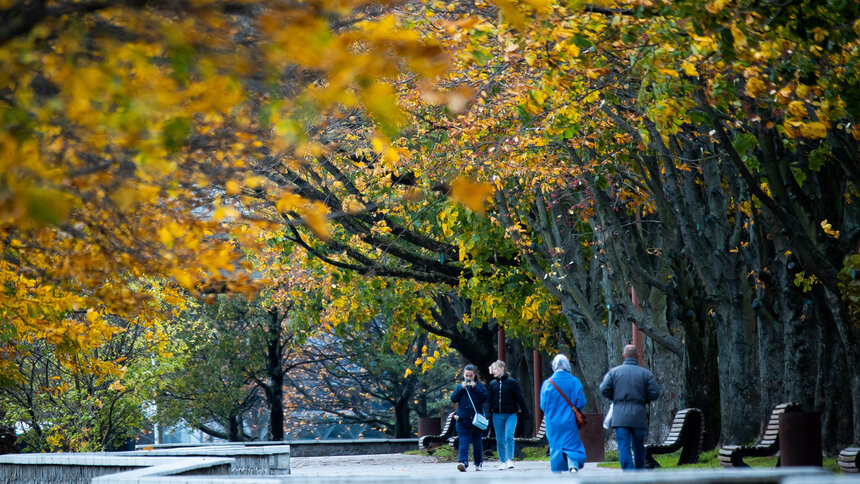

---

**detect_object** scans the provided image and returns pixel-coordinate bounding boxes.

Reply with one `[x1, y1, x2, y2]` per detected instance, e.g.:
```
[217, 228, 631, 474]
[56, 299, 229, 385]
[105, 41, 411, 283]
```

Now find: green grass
[519, 445, 550, 461]
[406, 445, 551, 463]
[409, 445, 842, 473]
[405, 446, 460, 463]
[597, 448, 842, 473]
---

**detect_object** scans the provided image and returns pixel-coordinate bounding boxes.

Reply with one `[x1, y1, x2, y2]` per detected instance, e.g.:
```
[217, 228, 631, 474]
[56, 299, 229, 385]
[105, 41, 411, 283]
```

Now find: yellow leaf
[746, 77, 766, 98]
[524, 52, 536, 66]
[342, 196, 365, 214]
[451, 177, 494, 214]
[213, 206, 240, 221]
[172, 269, 194, 289]
[800, 122, 827, 139]
[225, 180, 241, 195]
[158, 227, 174, 246]
[303, 203, 331, 241]
[276, 192, 304, 212]
[788, 101, 807, 118]
[681, 62, 697, 77]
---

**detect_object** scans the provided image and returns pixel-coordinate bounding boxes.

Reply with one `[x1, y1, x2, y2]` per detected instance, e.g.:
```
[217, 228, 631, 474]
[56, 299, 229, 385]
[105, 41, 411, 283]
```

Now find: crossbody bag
[465, 387, 489, 430]
[549, 378, 586, 429]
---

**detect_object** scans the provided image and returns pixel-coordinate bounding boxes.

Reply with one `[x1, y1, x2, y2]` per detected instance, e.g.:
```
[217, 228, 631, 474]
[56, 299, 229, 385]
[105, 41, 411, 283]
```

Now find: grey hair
[551, 354, 571, 372]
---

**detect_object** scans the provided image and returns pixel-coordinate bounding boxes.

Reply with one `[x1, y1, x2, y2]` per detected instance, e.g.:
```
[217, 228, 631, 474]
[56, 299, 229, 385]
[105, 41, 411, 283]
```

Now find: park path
[290, 453, 621, 477]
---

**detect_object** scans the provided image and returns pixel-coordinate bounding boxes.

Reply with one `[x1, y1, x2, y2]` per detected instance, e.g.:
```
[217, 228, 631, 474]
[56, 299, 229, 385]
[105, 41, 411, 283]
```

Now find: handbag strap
[464, 385, 482, 415]
[549, 378, 578, 412]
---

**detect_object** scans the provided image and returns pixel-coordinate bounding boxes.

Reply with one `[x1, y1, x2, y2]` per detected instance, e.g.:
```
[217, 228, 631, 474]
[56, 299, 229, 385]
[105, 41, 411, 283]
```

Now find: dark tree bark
[227, 412, 243, 442]
[393, 395, 412, 438]
[415, 293, 497, 383]
[264, 308, 287, 441]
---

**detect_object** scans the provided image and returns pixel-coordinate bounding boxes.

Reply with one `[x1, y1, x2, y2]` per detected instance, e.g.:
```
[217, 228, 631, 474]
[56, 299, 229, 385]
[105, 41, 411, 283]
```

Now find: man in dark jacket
[487, 360, 530, 469]
[599, 345, 660, 471]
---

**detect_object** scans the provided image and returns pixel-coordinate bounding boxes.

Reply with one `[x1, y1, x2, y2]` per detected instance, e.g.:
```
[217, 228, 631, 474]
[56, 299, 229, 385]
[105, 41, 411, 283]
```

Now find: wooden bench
[447, 417, 495, 450]
[418, 412, 456, 450]
[645, 408, 705, 468]
[447, 416, 545, 454]
[838, 447, 859, 473]
[515, 417, 546, 448]
[717, 402, 801, 468]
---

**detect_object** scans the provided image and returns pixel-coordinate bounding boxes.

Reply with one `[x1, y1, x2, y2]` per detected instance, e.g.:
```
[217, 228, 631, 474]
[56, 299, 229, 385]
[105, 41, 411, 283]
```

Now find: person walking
[539, 354, 587, 473]
[451, 364, 488, 472]
[487, 360, 530, 470]
[600, 344, 661, 471]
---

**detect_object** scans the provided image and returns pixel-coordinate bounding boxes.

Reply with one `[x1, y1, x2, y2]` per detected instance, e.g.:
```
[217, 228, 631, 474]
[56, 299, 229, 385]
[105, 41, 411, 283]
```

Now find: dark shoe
[457, 463, 466, 472]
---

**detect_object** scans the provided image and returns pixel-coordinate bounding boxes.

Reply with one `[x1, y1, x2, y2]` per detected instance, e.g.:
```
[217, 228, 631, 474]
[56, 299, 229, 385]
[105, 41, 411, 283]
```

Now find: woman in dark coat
[451, 364, 488, 472]
[488, 360, 530, 470]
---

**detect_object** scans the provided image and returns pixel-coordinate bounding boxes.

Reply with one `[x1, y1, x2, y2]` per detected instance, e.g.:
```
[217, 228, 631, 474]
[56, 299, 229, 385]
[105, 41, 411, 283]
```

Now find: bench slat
[646, 408, 705, 468]
[718, 402, 801, 468]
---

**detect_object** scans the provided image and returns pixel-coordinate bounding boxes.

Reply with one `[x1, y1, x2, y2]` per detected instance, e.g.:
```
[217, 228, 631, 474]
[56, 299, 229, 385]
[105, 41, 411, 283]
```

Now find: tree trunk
[562, 309, 608, 409]
[265, 310, 286, 442]
[419, 293, 497, 383]
[506, 338, 536, 436]
[714, 292, 760, 444]
[814, 300, 855, 452]
[0, 408, 17, 454]
[228, 412, 242, 442]
[824, 289, 860, 445]
[393, 397, 412, 438]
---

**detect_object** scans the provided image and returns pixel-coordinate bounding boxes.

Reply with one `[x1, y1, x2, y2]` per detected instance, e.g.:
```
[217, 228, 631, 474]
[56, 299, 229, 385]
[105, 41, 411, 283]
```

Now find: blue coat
[599, 358, 660, 428]
[451, 381, 488, 424]
[540, 370, 587, 471]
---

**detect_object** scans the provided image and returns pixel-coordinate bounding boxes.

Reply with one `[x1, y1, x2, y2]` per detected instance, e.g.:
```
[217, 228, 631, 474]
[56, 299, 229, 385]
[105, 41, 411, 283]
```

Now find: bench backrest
[664, 408, 693, 444]
[439, 412, 456, 437]
[757, 402, 801, 447]
[535, 418, 546, 439]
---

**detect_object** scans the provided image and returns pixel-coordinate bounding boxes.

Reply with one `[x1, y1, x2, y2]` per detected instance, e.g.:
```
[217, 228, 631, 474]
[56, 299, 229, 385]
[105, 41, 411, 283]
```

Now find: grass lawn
[408, 445, 842, 473]
[406, 445, 550, 463]
[597, 449, 842, 473]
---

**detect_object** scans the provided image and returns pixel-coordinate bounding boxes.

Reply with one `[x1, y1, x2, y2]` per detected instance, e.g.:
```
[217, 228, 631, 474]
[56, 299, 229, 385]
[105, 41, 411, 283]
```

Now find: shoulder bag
[549, 379, 586, 429]
[465, 386, 489, 430]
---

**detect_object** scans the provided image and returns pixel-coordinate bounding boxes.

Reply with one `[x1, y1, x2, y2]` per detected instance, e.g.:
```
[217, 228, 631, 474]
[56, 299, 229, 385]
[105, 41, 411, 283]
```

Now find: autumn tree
[285, 318, 458, 437]
[0, 0, 453, 386]
[0, 309, 174, 451]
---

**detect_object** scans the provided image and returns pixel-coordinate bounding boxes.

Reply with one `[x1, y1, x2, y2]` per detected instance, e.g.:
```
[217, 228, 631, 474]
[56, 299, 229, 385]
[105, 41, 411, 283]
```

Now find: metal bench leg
[645, 452, 660, 469]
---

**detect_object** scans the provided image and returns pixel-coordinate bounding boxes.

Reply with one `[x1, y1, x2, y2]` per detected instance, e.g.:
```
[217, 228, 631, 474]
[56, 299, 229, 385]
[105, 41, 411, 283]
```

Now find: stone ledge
[96, 466, 833, 484]
[0, 454, 166, 467]
[116, 445, 291, 457]
[90, 457, 234, 484]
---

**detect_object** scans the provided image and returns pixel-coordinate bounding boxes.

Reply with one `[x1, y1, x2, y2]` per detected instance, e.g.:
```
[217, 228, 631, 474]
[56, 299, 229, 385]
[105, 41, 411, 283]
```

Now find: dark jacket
[600, 358, 660, 428]
[488, 374, 530, 418]
[451, 381, 488, 423]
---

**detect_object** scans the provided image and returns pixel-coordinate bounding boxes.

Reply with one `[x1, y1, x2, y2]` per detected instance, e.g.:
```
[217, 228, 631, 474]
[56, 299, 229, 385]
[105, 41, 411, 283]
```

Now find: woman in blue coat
[451, 364, 488, 471]
[540, 354, 587, 472]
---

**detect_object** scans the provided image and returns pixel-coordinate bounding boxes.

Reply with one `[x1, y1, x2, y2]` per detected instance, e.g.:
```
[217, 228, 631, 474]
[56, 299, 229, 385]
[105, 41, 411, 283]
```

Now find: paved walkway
[290, 453, 621, 477]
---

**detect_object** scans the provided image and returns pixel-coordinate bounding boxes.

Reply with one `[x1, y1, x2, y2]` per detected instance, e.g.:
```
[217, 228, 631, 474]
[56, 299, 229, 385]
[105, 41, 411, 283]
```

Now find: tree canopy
[2, 0, 858, 450]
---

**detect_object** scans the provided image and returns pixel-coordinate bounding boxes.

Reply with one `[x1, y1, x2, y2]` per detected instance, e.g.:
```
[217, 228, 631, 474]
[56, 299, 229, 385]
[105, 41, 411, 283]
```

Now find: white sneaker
[506, 460, 514, 469]
[475, 464, 482, 471]
[569, 466, 579, 473]
[497, 463, 507, 470]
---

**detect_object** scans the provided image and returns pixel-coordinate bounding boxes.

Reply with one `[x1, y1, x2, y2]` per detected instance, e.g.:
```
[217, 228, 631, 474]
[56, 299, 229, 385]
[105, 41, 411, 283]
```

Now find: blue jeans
[456, 420, 484, 467]
[492, 413, 517, 462]
[615, 426, 647, 470]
